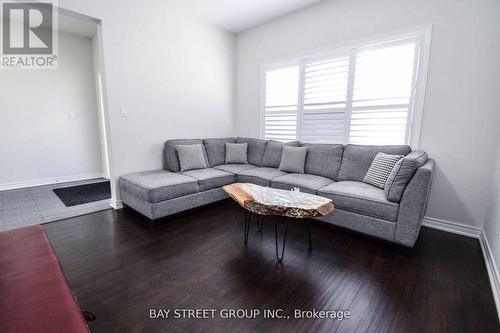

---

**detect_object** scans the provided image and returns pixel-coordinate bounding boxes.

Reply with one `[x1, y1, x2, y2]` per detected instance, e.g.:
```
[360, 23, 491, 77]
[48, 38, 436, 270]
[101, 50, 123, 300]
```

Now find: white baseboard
[422, 216, 482, 239]
[479, 230, 500, 323]
[0, 172, 105, 191]
[110, 199, 123, 210]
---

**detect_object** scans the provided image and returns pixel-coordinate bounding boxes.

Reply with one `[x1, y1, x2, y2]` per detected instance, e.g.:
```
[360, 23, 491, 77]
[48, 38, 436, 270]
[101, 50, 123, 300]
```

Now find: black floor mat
[53, 181, 111, 207]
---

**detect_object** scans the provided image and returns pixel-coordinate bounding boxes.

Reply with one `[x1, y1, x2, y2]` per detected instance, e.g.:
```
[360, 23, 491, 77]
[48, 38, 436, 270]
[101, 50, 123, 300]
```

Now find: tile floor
[0, 178, 111, 231]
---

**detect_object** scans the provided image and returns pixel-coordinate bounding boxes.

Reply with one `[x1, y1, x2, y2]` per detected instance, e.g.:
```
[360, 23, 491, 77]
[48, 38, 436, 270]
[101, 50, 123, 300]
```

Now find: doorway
[0, 9, 113, 231]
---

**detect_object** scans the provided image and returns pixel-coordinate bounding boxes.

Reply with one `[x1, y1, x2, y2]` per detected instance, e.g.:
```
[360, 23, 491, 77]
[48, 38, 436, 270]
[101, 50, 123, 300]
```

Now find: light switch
[68, 112, 75, 119]
[120, 105, 128, 117]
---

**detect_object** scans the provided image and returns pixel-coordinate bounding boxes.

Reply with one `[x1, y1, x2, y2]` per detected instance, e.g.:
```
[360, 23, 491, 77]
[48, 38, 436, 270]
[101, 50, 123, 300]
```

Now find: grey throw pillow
[176, 144, 208, 171]
[385, 151, 428, 202]
[278, 146, 308, 174]
[363, 152, 404, 189]
[225, 143, 248, 164]
[262, 140, 301, 168]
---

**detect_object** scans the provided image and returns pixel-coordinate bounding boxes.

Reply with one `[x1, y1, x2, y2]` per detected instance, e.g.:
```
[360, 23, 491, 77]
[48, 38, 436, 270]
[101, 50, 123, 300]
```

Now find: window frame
[259, 26, 432, 148]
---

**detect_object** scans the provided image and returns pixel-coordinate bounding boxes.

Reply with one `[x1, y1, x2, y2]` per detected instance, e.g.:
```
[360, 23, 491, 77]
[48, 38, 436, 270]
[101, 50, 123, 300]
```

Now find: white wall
[58, 0, 236, 204]
[0, 31, 103, 188]
[235, 0, 500, 229]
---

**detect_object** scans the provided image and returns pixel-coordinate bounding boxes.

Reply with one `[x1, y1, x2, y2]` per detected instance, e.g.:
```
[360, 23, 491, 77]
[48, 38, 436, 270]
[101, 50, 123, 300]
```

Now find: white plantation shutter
[349, 38, 418, 145]
[264, 66, 300, 141]
[301, 55, 350, 143]
[263, 34, 421, 145]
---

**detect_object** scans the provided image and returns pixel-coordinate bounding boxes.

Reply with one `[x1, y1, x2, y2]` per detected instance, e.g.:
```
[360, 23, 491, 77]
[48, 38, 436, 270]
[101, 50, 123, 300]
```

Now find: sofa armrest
[395, 158, 435, 247]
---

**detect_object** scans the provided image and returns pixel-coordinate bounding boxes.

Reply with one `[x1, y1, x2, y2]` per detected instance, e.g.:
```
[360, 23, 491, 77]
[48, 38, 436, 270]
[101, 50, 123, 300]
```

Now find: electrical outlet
[67, 112, 75, 119]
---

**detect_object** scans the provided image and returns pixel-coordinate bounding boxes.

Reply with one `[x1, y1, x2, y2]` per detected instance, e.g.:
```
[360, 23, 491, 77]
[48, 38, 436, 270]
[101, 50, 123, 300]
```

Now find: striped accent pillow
[363, 152, 404, 189]
[278, 146, 308, 174]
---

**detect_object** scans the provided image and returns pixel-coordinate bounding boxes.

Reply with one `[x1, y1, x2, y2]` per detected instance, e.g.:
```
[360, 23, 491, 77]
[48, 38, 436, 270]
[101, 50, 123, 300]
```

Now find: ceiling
[54, 0, 326, 37]
[188, 0, 326, 33]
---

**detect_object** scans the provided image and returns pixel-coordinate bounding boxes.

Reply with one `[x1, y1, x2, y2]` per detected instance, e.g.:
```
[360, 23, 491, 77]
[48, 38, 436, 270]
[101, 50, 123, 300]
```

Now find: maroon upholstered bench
[0, 225, 90, 333]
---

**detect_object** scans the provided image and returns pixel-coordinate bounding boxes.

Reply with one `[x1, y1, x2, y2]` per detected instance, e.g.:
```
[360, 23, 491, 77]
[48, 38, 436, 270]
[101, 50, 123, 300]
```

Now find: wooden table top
[223, 183, 334, 219]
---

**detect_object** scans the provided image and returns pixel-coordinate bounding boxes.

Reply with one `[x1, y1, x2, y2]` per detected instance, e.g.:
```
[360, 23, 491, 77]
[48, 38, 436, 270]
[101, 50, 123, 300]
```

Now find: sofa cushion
[236, 137, 268, 166]
[318, 181, 400, 221]
[203, 138, 235, 167]
[164, 139, 210, 172]
[278, 146, 308, 174]
[225, 143, 248, 164]
[119, 170, 199, 203]
[181, 168, 235, 192]
[303, 143, 344, 181]
[385, 151, 428, 202]
[272, 173, 334, 194]
[237, 167, 287, 187]
[214, 164, 257, 174]
[176, 144, 208, 171]
[338, 144, 412, 182]
[262, 140, 301, 168]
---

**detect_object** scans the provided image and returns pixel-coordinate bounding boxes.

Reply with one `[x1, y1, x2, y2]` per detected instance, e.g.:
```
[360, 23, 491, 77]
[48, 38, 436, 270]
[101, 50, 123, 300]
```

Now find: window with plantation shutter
[349, 38, 417, 145]
[262, 31, 427, 146]
[301, 54, 350, 143]
[264, 65, 300, 141]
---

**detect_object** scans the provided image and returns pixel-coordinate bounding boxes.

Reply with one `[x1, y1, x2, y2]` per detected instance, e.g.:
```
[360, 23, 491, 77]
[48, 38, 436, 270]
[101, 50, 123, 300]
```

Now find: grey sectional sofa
[119, 138, 434, 247]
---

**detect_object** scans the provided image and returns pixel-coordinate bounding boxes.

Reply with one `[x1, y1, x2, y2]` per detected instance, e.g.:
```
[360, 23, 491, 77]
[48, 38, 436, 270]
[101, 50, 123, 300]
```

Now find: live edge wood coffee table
[223, 183, 334, 263]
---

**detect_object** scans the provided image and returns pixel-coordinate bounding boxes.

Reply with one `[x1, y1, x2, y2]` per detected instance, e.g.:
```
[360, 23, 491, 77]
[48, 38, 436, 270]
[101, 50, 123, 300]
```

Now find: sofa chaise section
[119, 170, 198, 203]
[120, 187, 228, 220]
[118, 169, 229, 220]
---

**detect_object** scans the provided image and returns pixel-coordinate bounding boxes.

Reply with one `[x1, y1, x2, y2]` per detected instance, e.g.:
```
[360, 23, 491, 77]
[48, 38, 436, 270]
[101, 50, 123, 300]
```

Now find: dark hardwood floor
[43, 201, 499, 333]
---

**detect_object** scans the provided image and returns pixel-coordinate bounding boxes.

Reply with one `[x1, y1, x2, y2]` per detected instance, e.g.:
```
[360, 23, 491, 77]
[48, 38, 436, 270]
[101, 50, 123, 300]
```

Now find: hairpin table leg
[257, 215, 263, 233]
[307, 219, 312, 251]
[275, 217, 289, 263]
[244, 211, 250, 245]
